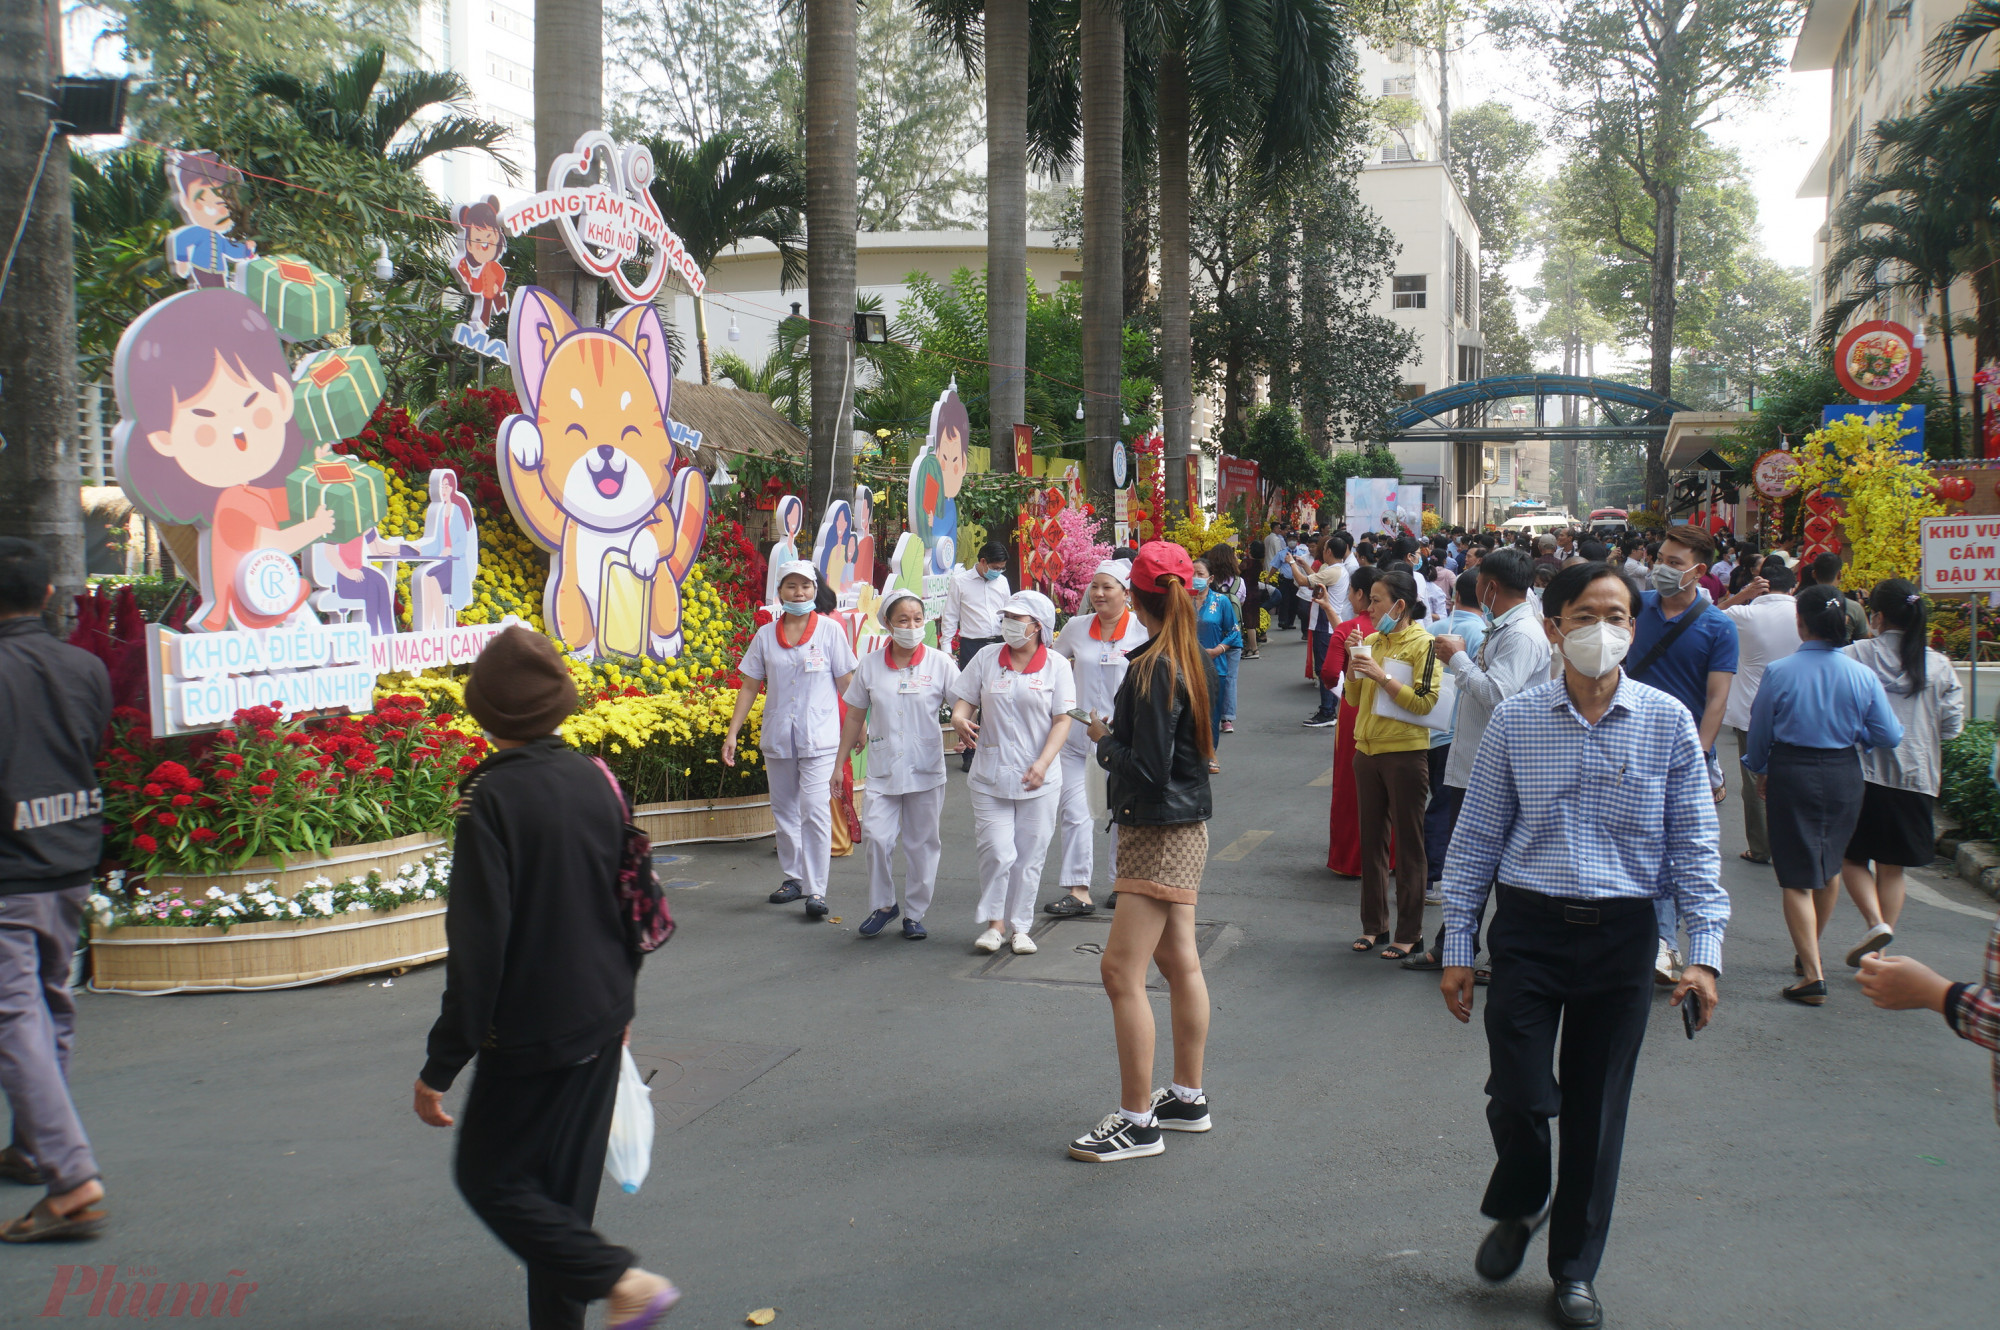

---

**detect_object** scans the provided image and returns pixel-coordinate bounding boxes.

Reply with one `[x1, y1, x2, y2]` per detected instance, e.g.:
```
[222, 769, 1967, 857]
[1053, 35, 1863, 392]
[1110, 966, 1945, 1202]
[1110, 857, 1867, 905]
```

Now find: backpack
[590, 758, 675, 953]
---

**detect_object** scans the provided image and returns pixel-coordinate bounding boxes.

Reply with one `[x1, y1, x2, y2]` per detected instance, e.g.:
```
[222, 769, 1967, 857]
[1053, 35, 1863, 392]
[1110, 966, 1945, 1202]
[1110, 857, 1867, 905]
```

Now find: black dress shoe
[1551, 1279, 1602, 1328]
[1473, 1204, 1548, 1282]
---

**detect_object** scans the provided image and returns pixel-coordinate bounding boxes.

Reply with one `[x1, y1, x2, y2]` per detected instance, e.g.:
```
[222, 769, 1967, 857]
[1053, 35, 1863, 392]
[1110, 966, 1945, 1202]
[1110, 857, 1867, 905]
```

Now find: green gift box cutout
[292, 346, 386, 446]
[286, 455, 388, 545]
[243, 254, 348, 342]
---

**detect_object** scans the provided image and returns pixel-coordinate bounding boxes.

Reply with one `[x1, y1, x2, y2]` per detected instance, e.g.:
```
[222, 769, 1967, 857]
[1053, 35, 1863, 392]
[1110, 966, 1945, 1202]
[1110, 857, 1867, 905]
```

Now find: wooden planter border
[144, 831, 446, 901]
[632, 794, 774, 845]
[89, 899, 447, 994]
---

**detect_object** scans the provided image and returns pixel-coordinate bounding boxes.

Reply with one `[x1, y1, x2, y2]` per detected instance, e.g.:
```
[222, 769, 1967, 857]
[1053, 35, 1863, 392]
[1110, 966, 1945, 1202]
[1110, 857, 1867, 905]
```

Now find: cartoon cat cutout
[497, 286, 709, 660]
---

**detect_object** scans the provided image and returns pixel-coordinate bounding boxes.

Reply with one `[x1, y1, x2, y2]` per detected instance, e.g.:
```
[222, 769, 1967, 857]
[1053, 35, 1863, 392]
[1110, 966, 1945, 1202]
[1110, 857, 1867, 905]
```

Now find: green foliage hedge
[1940, 720, 2000, 845]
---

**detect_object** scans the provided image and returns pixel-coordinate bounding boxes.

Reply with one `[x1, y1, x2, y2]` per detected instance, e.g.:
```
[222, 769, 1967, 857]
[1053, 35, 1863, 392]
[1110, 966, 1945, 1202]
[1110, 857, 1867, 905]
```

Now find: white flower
[247, 879, 276, 892]
[287, 902, 303, 918]
[421, 888, 436, 899]
[205, 887, 224, 900]
[397, 862, 415, 878]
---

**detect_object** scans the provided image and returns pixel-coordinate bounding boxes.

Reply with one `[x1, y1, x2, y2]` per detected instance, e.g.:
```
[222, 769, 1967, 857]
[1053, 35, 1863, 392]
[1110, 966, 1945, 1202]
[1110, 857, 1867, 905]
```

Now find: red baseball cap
[1129, 540, 1193, 592]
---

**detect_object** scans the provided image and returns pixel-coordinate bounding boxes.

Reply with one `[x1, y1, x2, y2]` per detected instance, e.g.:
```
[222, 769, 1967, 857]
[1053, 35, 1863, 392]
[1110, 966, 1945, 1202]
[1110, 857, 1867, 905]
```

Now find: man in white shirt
[943, 540, 1014, 771]
[1715, 559, 1802, 864]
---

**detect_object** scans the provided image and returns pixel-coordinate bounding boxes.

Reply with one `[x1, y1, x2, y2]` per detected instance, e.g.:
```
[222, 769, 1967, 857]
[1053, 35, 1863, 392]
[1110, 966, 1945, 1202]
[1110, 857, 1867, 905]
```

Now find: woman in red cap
[1068, 542, 1218, 1163]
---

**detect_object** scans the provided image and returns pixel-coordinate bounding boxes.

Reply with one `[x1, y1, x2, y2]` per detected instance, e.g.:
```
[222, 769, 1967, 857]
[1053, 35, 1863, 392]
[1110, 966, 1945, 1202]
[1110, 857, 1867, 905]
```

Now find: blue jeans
[1310, 620, 1338, 716]
[1219, 648, 1241, 720]
[1654, 897, 1678, 947]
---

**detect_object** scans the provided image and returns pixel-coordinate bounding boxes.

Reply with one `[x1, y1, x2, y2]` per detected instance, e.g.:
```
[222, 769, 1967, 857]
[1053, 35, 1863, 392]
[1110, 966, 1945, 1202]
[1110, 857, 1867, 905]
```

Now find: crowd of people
[3, 521, 2000, 1330]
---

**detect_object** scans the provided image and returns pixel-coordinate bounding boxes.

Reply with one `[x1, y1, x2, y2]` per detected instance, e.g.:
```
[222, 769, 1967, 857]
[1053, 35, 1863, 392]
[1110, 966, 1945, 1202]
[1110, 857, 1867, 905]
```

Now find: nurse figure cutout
[838, 590, 959, 941]
[950, 589, 1076, 954]
[1048, 560, 1148, 916]
[724, 560, 858, 918]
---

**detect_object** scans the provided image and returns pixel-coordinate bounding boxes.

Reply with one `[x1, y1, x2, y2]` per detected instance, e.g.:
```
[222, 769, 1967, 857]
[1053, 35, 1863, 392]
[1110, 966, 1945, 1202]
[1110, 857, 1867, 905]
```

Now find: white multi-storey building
[406, 0, 538, 205]
[1793, 0, 1996, 383]
[1356, 37, 1486, 525]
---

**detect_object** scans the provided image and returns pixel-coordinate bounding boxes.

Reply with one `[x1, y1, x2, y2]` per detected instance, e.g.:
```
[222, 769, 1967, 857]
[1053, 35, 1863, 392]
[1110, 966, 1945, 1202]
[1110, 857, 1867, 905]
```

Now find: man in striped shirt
[1439, 561, 1728, 1330]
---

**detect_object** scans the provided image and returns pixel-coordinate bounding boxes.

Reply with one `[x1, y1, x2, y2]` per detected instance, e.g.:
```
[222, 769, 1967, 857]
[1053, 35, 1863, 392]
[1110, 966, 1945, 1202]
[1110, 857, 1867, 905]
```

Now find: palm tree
[644, 133, 806, 384]
[1923, 1, 2000, 377]
[247, 45, 518, 175]
[805, 0, 860, 520]
[1821, 163, 1971, 450]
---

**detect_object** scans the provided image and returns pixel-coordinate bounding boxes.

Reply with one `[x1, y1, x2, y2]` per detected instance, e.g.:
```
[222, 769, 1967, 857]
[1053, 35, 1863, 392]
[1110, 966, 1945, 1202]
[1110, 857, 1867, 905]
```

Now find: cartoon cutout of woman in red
[452, 196, 510, 331]
[112, 288, 337, 632]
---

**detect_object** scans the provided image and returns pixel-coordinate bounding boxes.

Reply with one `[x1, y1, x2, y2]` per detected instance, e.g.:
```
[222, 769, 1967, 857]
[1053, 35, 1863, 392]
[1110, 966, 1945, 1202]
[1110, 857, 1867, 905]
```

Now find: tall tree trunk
[1939, 285, 1962, 457]
[806, 0, 858, 519]
[0, 0, 82, 630]
[694, 295, 713, 384]
[1158, 46, 1191, 516]
[535, 0, 602, 326]
[1080, 0, 1123, 511]
[1644, 185, 1679, 510]
[1267, 200, 1295, 410]
[1123, 173, 1152, 318]
[986, 0, 1029, 474]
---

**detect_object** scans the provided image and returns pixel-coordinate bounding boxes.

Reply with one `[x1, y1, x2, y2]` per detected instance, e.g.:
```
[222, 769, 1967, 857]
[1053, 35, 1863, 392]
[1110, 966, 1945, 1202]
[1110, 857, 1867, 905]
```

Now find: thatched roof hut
[667, 381, 806, 471]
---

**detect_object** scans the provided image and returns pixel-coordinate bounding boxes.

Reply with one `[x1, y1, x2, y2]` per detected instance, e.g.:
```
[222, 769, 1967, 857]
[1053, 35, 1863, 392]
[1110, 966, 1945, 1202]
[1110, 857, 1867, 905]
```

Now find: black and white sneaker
[1302, 712, 1339, 728]
[1067, 1112, 1165, 1162]
[1148, 1087, 1212, 1132]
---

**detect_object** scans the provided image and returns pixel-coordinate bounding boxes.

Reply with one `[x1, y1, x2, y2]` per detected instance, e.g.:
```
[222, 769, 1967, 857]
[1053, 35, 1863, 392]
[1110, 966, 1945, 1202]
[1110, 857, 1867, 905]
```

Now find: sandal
[1380, 943, 1421, 961]
[0, 1148, 44, 1187]
[1399, 950, 1444, 971]
[1739, 851, 1770, 863]
[1044, 894, 1096, 917]
[1473, 967, 1492, 986]
[1352, 933, 1389, 952]
[0, 1196, 106, 1243]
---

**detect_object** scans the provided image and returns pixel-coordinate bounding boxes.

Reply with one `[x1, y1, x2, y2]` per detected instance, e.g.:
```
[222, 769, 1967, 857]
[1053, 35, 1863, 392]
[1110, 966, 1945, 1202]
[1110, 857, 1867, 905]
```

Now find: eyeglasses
[1560, 612, 1634, 630]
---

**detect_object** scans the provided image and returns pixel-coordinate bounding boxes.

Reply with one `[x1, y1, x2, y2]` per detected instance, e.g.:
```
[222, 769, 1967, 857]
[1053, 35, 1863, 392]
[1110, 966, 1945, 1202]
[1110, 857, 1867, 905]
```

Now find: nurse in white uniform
[1047, 560, 1148, 916]
[723, 560, 857, 919]
[950, 589, 1075, 955]
[838, 589, 958, 941]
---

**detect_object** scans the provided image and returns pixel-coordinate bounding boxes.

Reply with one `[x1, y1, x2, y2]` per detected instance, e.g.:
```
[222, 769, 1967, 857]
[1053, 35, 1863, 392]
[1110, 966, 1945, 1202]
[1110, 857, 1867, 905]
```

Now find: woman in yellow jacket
[1340, 567, 1444, 959]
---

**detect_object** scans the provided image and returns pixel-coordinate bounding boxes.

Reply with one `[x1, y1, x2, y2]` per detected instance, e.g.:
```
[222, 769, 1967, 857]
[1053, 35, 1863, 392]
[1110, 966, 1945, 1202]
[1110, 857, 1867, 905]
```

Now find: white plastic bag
[605, 1047, 654, 1195]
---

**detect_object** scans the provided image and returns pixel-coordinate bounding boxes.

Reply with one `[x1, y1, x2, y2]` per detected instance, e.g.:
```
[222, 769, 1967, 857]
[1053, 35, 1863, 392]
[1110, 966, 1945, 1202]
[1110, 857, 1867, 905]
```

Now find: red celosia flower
[134, 834, 158, 853]
[189, 827, 218, 844]
[250, 784, 272, 798]
[172, 794, 193, 807]
[156, 812, 178, 827]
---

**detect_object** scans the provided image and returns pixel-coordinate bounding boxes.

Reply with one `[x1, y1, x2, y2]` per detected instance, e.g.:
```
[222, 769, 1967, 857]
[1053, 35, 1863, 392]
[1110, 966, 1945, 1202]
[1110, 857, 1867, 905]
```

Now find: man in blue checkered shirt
[1438, 561, 1728, 1330]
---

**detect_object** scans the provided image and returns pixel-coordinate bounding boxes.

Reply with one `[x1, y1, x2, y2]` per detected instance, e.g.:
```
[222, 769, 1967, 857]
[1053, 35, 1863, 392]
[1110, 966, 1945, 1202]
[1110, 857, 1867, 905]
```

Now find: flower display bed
[90, 899, 447, 993]
[143, 831, 445, 901]
[634, 794, 774, 845]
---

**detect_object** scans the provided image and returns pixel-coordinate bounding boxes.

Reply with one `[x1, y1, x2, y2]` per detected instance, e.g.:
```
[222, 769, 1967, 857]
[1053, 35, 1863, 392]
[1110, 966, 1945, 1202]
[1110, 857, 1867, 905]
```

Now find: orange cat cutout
[498, 286, 709, 659]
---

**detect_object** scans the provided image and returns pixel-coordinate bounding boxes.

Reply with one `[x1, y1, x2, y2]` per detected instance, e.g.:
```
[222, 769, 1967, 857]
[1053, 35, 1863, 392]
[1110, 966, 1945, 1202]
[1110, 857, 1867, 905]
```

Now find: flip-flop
[0, 1197, 106, 1243]
[609, 1284, 681, 1329]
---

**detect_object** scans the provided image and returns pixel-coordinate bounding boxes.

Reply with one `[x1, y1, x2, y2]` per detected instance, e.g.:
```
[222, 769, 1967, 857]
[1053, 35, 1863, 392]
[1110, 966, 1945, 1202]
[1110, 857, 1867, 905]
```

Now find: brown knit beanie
[463, 626, 579, 739]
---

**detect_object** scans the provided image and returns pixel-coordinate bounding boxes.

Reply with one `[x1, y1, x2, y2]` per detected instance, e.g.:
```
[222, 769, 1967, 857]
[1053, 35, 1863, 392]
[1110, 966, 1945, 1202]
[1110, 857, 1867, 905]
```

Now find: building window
[1381, 76, 1414, 96]
[1457, 344, 1482, 382]
[1393, 275, 1427, 308]
[1381, 141, 1416, 163]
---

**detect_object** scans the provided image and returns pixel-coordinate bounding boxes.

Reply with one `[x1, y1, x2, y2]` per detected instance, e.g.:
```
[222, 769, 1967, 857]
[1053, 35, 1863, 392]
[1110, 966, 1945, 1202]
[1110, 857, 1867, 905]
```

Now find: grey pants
[0, 887, 98, 1194]
[1735, 727, 1768, 860]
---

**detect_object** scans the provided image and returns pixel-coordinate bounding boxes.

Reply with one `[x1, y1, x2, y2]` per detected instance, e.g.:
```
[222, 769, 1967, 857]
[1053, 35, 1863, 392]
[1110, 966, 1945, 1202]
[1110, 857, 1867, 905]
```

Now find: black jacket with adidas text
[0, 616, 111, 894]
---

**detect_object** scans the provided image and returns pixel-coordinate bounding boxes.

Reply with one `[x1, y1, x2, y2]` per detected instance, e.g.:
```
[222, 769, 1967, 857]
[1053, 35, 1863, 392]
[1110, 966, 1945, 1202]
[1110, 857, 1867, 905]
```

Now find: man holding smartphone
[1438, 561, 1728, 1330]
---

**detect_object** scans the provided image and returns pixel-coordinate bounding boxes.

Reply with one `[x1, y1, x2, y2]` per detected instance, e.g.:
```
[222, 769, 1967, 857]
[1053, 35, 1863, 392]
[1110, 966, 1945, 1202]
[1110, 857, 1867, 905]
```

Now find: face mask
[1001, 619, 1038, 649]
[1651, 561, 1692, 597]
[1558, 621, 1631, 678]
[780, 598, 813, 617]
[1374, 611, 1400, 635]
[982, 567, 1003, 582]
[1191, 576, 1209, 591]
[890, 625, 925, 649]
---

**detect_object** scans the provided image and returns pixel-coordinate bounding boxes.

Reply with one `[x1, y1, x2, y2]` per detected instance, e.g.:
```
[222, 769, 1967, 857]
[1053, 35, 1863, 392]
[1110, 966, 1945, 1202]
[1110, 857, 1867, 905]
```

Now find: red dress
[1325, 612, 1391, 877]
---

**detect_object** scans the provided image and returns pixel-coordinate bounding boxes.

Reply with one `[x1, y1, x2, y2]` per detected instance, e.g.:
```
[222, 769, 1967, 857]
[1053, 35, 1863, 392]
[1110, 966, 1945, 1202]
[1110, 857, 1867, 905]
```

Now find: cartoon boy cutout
[113, 289, 336, 632]
[452, 197, 510, 331]
[165, 151, 255, 289]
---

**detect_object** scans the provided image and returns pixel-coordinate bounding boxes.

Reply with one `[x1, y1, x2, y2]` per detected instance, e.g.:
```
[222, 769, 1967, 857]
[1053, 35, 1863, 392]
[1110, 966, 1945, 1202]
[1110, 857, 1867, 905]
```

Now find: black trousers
[955, 636, 1000, 770]
[1276, 581, 1298, 630]
[1480, 888, 1655, 1283]
[455, 1036, 635, 1330]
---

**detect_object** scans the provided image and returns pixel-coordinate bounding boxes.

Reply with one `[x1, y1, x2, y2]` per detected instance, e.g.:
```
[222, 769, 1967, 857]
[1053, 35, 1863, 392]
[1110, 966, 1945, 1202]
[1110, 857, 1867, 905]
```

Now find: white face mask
[889, 624, 925, 649]
[1558, 621, 1632, 679]
[1001, 619, 1038, 650]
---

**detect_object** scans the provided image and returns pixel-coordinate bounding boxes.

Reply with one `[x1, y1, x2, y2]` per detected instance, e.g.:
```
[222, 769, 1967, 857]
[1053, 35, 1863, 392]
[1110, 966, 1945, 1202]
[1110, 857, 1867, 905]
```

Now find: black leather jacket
[1097, 638, 1212, 826]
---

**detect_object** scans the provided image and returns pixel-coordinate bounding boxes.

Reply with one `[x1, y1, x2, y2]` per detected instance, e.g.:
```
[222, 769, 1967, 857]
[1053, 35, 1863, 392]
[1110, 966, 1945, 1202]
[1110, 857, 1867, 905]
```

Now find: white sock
[1170, 1082, 1202, 1103]
[1117, 1107, 1157, 1128]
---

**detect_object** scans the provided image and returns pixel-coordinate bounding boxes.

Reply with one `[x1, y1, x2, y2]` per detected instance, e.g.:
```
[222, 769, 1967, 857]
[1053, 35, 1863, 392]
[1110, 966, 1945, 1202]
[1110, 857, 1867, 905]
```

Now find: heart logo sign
[500, 130, 704, 305]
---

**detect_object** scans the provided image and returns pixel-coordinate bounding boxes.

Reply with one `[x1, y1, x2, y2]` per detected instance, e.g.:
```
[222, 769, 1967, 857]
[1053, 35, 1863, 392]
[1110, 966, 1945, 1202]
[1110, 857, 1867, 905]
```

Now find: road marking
[1907, 878, 1995, 919]
[1309, 767, 1333, 787]
[1214, 830, 1272, 862]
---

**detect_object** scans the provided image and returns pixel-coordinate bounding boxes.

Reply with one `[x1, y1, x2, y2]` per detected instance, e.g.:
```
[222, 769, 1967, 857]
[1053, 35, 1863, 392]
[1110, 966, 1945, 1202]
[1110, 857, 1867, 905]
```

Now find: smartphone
[1681, 987, 1704, 1039]
[1066, 708, 1093, 724]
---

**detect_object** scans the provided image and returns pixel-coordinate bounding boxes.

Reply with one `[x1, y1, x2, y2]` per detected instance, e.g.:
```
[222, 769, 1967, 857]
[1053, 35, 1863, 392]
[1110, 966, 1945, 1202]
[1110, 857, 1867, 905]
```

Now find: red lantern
[1938, 473, 1975, 503]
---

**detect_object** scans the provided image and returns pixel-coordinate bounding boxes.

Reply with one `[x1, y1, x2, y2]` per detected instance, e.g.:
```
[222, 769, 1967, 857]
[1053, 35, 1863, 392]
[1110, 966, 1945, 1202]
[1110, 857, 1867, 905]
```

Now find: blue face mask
[982, 567, 1003, 581]
[780, 598, 813, 616]
[1191, 576, 1209, 591]
[1375, 611, 1400, 635]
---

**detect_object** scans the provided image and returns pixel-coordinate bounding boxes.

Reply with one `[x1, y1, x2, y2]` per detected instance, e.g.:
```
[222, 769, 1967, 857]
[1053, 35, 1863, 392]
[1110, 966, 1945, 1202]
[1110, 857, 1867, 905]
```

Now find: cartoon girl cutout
[931, 386, 969, 565]
[816, 502, 853, 595]
[452, 197, 510, 331]
[113, 288, 336, 632]
[412, 469, 479, 628]
[849, 486, 876, 594]
[766, 494, 805, 604]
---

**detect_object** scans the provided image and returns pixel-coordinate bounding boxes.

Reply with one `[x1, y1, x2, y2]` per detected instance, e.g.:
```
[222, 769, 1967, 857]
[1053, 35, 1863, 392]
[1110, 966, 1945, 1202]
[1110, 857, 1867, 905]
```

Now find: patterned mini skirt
[1114, 821, 1209, 905]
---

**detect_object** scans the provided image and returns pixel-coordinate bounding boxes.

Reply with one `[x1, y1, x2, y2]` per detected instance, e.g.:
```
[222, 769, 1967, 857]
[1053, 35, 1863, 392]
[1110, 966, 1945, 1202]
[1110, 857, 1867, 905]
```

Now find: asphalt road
[10, 635, 1997, 1328]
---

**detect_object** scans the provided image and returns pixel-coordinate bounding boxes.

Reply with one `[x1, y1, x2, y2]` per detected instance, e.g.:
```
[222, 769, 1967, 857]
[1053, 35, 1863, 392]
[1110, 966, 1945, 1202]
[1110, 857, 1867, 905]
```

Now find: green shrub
[1940, 720, 2000, 844]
